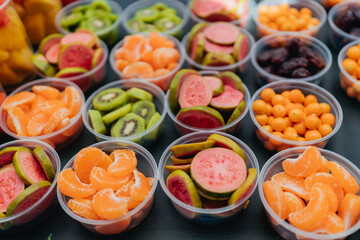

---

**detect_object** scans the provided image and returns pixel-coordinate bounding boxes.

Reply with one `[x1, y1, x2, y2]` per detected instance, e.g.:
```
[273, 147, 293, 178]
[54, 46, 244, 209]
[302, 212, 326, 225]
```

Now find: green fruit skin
[143, 112, 162, 143]
[202, 52, 235, 66]
[197, 188, 229, 201]
[165, 164, 191, 174]
[132, 100, 156, 125]
[31, 54, 56, 77]
[232, 33, 246, 61]
[226, 100, 246, 125]
[33, 147, 56, 183]
[38, 34, 64, 55]
[194, 35, 205, 63]
[89, 109, 107, 134]
[170, 140, 215, 157]
[102, 103, 132, 125]
[0, 147, 31, 155]
[13, 151, 35, 186]
[54, 67, 88, 78]
[146, 112, 161, 130]
[170, 156, 193, 165]
[212, 81, 224, 97]
[207, 133, 246, 162]
[126, 88, 153, 102]
[93, 88, 127, 112]
[228, 168, 257, 205]
[187, 22, 209, 51]
[176, 105, 225, 128]
[214, 72, 245, 93]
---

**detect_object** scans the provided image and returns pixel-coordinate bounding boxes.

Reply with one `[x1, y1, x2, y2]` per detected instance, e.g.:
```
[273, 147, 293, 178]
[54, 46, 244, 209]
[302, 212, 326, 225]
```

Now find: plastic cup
[249, 80, 343, 152]
[158, 131, 259, 225]
[57, 140, 158, 235]
[250, 32, 332, 86]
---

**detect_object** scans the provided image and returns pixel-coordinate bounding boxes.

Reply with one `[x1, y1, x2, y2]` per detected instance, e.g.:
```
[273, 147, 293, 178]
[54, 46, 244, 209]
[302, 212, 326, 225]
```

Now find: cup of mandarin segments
[249, 80, 343, 152]
[259, 146, 360, 240]
[57, 140, 158, 235]
[0, 79, 85, 150]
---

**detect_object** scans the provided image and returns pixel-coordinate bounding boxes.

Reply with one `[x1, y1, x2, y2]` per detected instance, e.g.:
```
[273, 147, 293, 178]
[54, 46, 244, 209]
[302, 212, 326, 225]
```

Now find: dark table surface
[2, 0, 360, 239]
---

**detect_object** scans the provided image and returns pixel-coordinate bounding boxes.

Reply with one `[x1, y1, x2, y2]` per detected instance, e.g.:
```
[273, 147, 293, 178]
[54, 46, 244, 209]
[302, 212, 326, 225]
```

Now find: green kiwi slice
[142, 24, 159, 32]
[93, 10, 118, 21]
[72, 5, 88, 13]
[60, 12, 84, 28]
[102, 103, 131, 125]
[89, 109, 107, 135]
[153, 3, 169, 11]
[111, 113, 145, 137]
[88, 16, 112, 32]
[155, 17, 177, 31]
[126, 87, 153, 102]
[160, 8, 177, 17]
[77, 20, 89, 30]
[132, 100, 156, 124]
[93, 88, 128, 111]
[146, 112, 161, 129]
[127, 18, 145, 32]
[90, 0, 112, 12]
[135, 7, 160, 22]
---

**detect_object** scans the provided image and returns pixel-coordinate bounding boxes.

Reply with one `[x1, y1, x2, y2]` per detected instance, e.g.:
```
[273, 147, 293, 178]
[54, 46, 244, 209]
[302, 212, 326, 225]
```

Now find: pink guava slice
[58, 44, 94, 70]
[204, 38, 234, 54]
[176, 105, 224, 129]
[91, 47, 104, 69]
[203, 22, 240, 45]
[191, 147, 247, 198]
[60, 32, 96, 49]
[233, 33, 248, 62]
[45, 43, 61, 64]
[178, 75, 212, 109]
[33, 147, 55, 183]
[210, 85, 244, 111]
[190, 33, 205, 62]
[38, 33, 63, 55]
[203, 76, 224, 97]
[0, 147, 31, 168]
[192, 0, 225, 18]
[187, 22, 208, 51]
[0, 164, 25, 212]
[228, 168, 257, 205]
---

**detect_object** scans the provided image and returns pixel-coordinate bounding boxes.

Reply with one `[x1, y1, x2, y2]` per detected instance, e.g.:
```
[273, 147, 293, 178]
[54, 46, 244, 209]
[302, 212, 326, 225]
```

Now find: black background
[2, 0, 360, 239]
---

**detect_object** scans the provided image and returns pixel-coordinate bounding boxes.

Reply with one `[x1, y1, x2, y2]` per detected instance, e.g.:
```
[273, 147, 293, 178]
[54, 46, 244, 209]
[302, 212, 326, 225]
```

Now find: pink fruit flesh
[167, 175, 194, 206]
[204, 12, 233, 22]
[59, 44, 94, 70]
[0, 151, 16, 168]
[41, 37, 62, 55]
[192, 0, 224, 18]
[237, 34, 248, 61]
[190, 33, 204, 60]
[191, 147, 246, 193]
[204, 22, 240, 45]
[210, 85, 243, 109]
[176, 72, 201, 99]
[204, 38, 234, 54]
[178, 76, 212, 108]
[203, 76, 223, 93]
[221, 76, 237, 89]
[11, 185, 50, 215]
[176, 109, 224, 129]
[45, 43, 61, 64]
[60, 32, 94, 47]
[17, 151, 47, 184]
[0, 164, 25, 212]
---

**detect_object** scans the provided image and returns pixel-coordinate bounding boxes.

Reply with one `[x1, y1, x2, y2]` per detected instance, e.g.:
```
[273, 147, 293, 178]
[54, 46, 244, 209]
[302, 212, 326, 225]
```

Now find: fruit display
[261, 146, 360, 236]
[111, 32, 182, 91]
[13, 0, 62, 45]
[188, 0, 250, 28]
[168, 69, 249, 135]
[31, 30, 107, 92]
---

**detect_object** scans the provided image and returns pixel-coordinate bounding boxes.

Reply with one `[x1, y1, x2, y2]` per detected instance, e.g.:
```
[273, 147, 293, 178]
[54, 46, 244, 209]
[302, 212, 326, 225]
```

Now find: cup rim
[56, 139, 158, 225]
[249, 80, 343, 146]
[338, 39, 360, 86]
[258, 146, 360, 239]
[0, 139, 60, 223]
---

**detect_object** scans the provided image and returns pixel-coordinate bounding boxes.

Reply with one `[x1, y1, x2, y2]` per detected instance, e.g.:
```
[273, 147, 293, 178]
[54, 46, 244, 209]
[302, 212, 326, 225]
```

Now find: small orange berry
[261, 88, 276, 102]
[304, 95, 318, 106]
[294, 103, 304, 110]
[289, 89, 305, 103]
[285, 102, 296, 113]
[262, 125, 273, 133]
[300, 8, 312, 16]
[270, 131, 284, 146]
[305, 103, 322, 116]
[318, 124, 333, 136]
[271, 117, 287, 132]
[284, 117, 292, 128]
[255, 114, 268, 126]
[342, 58, 358, 75]
[320, 113, 335, 126]
[319, 103, 331, 114]
[304, 115, 321, 130]
[293, 122, 306, 135]
[304, 130, 322, 141]
[272, 104, 287, 118]
[288, 108, 305, 122]
[253, 99, 267, 114]
[271, 94, 286, 106]
[297, 137, 305, 142]
[347, 46, 360, 60]
[281, 90, 291, 99]
[265, 103, 272, 115]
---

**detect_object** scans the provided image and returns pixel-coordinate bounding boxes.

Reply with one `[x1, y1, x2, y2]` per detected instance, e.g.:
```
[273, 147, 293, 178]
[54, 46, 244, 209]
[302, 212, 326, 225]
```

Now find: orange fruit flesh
[271, 172, 310, 201]
[92, 189, 128, 220]
[57, 169, 96, 199]
[67, 198, 101, 220]
[263, 180, 287, 220]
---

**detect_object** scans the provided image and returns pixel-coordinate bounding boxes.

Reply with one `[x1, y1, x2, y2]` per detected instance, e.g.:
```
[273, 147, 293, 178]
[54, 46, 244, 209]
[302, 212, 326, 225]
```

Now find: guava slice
[6, 181, 51, 216]
[54, 67, 88, 78]
[226, 100, 246, 125]
[45, 43, 61, 64]
[58, 44, 94, 70]
[170, 140, 215, 158]
[191, 147, 247, 198]
[214, 71, 244, 92]
[13, 150, 47, 186]
[0, 147, 31, 168]
[91, 47, 104, 69]
[207, 133, 246, 161]
[165, 164, 191, 174]
[204, 12, 233, 22]
[190, 33, 205, 63]
[60, 32, 96, 49]
[197, 188, 229, 201]
[202, 52, 235, 66]
[0, 164, 25, 212]
[170, 156, 193, 165]
[210, 85, 243, 111]
[166, 170, 202, 208]
[178, 75, 212, 109]
[203, 22, 240, 45]
[176, 105, 225, 129]
[76, 29, 101, 48]
[228, 168, 257, 205]
[204, 38, 234, 54]
[233, 33, 248, 62]
[168, 69, 200, 113]
[203, 76, 224, 97]
[192, 0, 224, 18]
[187, 22, 208, 51]
[32, 147, 55, 183]
[31, 54, 56, 77]
[38, 33, 63, 55]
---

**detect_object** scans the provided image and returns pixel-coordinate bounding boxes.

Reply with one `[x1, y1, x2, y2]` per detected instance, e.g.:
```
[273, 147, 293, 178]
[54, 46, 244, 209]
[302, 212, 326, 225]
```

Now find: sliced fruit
[13, 150, 47, 185]
[165, 164, 191, 174]
[203, 22, 240, 45]
[214, 71, 244, 92]
[38, 33, 63, 55]
[202, 52, 235, 66]
[127, 18, 145, 32]
[54, 67, 88, 78]
[89, 109, 107, 135]
[228, 168, 257, 205]
[108, 149, 137, 178]
[93, 88, 127, 112]
[176, 105, 225, 129]
[190, 33, 205, 63]
[233, 33, 248, 62]
[151, 47, 180, 70]
[64, 86, 82, 118]
[32, 85, 60, 100]
[58, 44, 94, 70]
[7, 107, 29, 136]
[42, 108, 70, 134]
[60, 12, 84, 28]
[2, 91, 36, 111]
[314, 183, 339, 213]
[203, 76, 224, 97]
[90, 167, 132, 191]
[135, 7, 160, 22]
[91, 47, 104, 69]
[146, 112, 161, 129]
[130, 169, 151, 202]
[178, 75, 212, 109]
[263, 180, 287, 220]
[132, 100, 156, 124]
[110, 113, 145, 138]
[204, 12, 233, 22]
[148, 31, 175, 49]
[170, 156, 193, 165]
[187, 22, 208, 50]
[0, 147, 31, 168]
[210, 85, 244, 111]
[67, 198, 101, 220]
[207, 133, 245, 161]
[270, 172, 310, 201]
[338, 193, 360, 229]
[192, 0, 224, 18]
[204, 38, 234, 54]
[60, 32, 96, 49]
[325, 161, 360, 194]
[126, 87, 153, 102]
[31, 54, 56, 77]
[321, 212, 346, 234]
[45, 43, 60, 64]
[284, 192, 305, 218]
[170, 140, 215, 158]
[58, 168, 96, 198]
[227, 100, 246, 124]
[92, 189, 128, 220]
[33, 146, 55, 182]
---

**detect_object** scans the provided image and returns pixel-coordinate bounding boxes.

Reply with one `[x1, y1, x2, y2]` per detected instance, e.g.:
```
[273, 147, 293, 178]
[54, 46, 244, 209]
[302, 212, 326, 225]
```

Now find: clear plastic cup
[36, 40, 108, 93]
[57, 140, 158, 235]
[250, 32, 332, 86]
[328, 0, 360, 51]
[121, 0, 190, 38]
[249, 80, 343, 152]
[187, 0, 254, 29]
[158, 131, 259, 225]
[253, 0, 326, 38]
[258, 146, 360, 239]
[0, 139, 60, 233]
[0, 79, 85, 150]
[181, 25, 254, 73]
[55, 0, 122, 46]
[82, 79, 166, 147]
[166, 70, 251, 136]
[109, 33, 185, 91]
[338, 39, 360, 101]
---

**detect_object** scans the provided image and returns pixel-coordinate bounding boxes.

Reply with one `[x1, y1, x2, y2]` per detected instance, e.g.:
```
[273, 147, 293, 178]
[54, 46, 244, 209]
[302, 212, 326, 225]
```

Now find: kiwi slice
[155, 17, 177, 31]
[142, 24, 159, 32]
[90, 0, 112, 12]
[93, 88, 128, 111]
[89, 109, 107, 135]
[72, 5, 88, 13]
[77, 20, 89, 30]
[127, 18, 145, 32]
[60, 12, 84, 28]
[132, 100, 156, 124]
[93, 10, 118, 21]
[154, 3, 169, 11]
[146, 112, 161, 129]
[135, 7, 160, 22]
[88, 16, 112, 32]
[102, 103, 131, 125]
[126, 87, 153, 102]
[111, 113, 145, 137]
[160, 8, 177, 17]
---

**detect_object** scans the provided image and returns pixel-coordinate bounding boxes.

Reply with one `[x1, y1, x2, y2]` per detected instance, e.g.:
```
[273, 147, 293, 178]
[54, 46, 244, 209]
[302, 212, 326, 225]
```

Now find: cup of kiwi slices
[55, 0, 122, 46]
[121, 0, 190, 38]
[82, 80, 166, 146]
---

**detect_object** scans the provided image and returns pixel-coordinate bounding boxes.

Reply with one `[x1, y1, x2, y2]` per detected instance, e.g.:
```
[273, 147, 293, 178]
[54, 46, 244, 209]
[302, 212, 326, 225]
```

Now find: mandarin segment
[67, 198, 102, 220]
[92, 188, 129, 220]
[7, 106, 29, 136]
[90, 167, 132, 191]
[58, 169, 96, 199]
[27, 113, 49, 136]
[270, 172, 310, 201]
[130, 170, 151, 203]
[148, 32, 175, 49]
[108, 150, 137, 177]
[320, 212, 346, 234]
[43, 107, 70, 135]
[338, 193, 360, 229]
[115, 178, 135, 198]
[284, 192, 305, 218]
[3, 91, 36, 111]
[64, 86, 82, 118]
[263, 180, 287, 220]
[325, 161, 360, 194]
[32, 85, 60, 100]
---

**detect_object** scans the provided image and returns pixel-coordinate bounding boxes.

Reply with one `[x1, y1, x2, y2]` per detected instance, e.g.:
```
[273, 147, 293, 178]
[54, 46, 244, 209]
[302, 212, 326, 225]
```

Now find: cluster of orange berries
[253, 88, 336, 144]
[342, 44, 360, 81]
[258, 4, 320, 32]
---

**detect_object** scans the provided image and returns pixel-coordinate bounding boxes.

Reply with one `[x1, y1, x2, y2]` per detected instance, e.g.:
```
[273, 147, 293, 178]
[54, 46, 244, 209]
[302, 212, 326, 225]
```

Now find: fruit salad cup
[13, 0, 62, 45]
[259, 147, 360, 240]
[253, 0, 326, 38]
[0, 0, 36, 91]
[251, 32, 332, 86]
[57, 140, 158, 235]
[0, 79, 85, 150]
[158, 131, 259, 225]
[250, 80, 343, 152]
[0, 139, 60, 233]
[328, 0, 360, 51]
[122, 0, 189, 38]
[55, 0, 122, 46]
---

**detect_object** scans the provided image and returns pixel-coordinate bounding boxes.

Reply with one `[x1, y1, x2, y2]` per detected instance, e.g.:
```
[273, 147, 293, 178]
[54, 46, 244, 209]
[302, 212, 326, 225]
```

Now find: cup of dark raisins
[250, 32, 332, 86]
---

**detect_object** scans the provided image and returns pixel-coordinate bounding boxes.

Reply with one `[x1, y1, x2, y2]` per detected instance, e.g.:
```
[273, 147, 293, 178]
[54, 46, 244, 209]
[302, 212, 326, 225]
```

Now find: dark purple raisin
[263, 65, 274, 73]
[308, 54, 326, 72]
[291, 68, 311, 78]
[350, 28, 360, 37]
[286, 38, 301, 56]
[298, 46, 316, 59]
[278, 58, 308, 77]
[257, 50, 272, 66]
[271, 48, 289, 64]
[335, 9, 356, 32]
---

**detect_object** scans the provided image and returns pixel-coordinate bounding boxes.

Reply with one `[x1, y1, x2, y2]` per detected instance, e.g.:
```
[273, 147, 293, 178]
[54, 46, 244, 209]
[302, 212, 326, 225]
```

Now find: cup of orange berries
[338, 39, 360, 101]
[250, 80, 343, 152]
